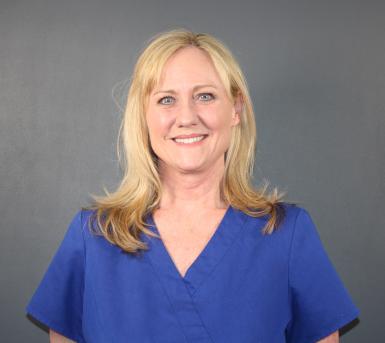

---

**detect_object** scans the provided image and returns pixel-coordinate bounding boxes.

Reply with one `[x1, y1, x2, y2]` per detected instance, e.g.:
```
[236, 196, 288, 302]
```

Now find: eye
[197, 93, 215, 101]
[158, 96, 174, 105]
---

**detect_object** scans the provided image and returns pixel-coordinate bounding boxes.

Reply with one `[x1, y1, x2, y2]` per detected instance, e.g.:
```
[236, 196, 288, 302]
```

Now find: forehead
[155, 46, 224, 89]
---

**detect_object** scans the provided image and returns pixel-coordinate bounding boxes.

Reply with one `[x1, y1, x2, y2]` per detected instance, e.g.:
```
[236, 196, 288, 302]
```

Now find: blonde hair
[82, 28, 288, 254]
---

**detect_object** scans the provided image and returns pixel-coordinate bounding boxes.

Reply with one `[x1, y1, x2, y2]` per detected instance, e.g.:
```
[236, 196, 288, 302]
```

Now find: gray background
[1, 0, 384, 341]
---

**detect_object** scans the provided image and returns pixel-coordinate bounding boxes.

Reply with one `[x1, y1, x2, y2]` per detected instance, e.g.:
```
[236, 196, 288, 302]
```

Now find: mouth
[172, 134, 208, 145]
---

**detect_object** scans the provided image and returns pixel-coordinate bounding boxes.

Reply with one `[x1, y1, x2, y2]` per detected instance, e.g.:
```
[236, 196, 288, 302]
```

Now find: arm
[287, 208, 359, 342]
[26, 211, 86, 342]
[317, 330, 339, 342]
[49, 329, 76, 343]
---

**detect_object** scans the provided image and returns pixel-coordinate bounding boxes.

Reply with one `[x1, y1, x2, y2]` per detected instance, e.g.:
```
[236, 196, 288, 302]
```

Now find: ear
[231, 92, 243, 126]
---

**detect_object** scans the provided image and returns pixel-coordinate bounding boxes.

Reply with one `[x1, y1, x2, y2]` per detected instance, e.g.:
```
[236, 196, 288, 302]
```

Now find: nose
[175, 97, 198, 127]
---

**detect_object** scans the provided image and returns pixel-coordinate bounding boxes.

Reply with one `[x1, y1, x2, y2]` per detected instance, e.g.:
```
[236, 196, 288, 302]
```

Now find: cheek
[146, 110, 170, 137]
[205, 106, 234, 131]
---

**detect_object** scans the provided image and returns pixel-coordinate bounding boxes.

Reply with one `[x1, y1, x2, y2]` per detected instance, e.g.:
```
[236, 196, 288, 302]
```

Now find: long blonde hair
[83, 28, 289, 254]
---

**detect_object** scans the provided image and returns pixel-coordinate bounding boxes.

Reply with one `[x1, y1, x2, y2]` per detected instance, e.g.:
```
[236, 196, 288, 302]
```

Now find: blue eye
[198, 93, 215, 101]
[158, 96, 174, 105]
[157, 93, 215, 105]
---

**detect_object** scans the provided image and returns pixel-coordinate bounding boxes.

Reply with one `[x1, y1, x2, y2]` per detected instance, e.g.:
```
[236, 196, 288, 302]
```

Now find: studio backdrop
[1, 0, 384, 342]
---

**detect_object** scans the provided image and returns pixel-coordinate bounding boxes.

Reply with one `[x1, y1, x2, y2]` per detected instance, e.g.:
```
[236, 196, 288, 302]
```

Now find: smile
[172, 135, 207, 145]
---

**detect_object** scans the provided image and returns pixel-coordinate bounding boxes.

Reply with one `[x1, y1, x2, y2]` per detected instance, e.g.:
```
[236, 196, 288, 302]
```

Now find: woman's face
[146, 46, 242, 175]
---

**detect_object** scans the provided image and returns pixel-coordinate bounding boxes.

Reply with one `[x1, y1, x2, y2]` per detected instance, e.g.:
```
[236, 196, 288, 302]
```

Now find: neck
[157, 157, 227, 212]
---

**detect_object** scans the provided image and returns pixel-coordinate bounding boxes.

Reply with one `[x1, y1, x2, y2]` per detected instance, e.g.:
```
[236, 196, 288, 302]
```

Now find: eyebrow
[153, 84, 218, 96]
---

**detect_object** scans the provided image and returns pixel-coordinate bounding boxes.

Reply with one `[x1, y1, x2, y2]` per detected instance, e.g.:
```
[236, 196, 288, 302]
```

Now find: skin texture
[145, 45, 243, 219]
[49, 330, 74, 342]
[49, 46, 339, 343]
[152, 206, 230, 278]
[319, 331, 339, 342]
[146, 45, 243, 277]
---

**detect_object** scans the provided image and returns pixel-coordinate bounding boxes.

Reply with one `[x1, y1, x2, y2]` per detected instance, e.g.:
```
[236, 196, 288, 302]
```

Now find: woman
[26, 29, 359, 342]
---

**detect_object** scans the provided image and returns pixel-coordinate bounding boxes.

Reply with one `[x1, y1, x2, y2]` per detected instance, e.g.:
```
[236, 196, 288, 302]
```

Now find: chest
[83, 208, 292, 343]
[152, 209, 228, 278]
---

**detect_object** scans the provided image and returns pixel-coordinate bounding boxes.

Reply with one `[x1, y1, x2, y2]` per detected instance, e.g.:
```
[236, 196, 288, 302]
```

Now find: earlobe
[232, 93, 243, 126]
[234, 113, 240, 126]
[231, 112, 240, 126]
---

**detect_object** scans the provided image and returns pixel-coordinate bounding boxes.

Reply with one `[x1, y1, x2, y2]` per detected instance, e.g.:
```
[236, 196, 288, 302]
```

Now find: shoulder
[77, 208, 100, 233]
[278, 202, 304, 227]
[278, 203, 321, 249]
[237, 202, 311, 254]
[243, 202, 309, 235]
[62, 208, 101, 244]
[78, 208, 96, 224]
[241, 202, 324, 259]
[273, 202, 316, 238]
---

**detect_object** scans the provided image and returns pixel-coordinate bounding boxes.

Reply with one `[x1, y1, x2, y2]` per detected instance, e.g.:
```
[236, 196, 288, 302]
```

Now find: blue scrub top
[25, 203, 359, 342]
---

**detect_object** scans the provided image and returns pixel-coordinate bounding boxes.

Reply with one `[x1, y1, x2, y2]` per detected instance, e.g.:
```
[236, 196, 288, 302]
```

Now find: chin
[174, 163, 206, 173]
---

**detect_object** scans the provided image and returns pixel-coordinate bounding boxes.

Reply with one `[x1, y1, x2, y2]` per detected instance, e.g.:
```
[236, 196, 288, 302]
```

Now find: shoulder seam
[78, 209, 86, 340]
[79, 210, 87, 268]
[287, 207, 303, 299]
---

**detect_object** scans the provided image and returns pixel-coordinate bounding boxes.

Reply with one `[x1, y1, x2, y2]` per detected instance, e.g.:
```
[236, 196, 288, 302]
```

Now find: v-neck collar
[143, 205, 248, 296]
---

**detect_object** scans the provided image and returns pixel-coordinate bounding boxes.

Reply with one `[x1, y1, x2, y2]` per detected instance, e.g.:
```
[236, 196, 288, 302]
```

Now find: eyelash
[157, 93, 215, 105]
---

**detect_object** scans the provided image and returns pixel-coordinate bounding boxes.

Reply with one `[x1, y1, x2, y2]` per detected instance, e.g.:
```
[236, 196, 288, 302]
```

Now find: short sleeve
[286, 208, 359, 343]
[25, 210, 86, 342]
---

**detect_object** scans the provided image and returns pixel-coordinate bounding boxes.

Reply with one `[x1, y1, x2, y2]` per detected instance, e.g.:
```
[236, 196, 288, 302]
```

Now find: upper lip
[172, 133, 208, 139]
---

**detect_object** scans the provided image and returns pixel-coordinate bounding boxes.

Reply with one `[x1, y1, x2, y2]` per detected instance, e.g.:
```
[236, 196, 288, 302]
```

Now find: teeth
[174, 135, 205, 144]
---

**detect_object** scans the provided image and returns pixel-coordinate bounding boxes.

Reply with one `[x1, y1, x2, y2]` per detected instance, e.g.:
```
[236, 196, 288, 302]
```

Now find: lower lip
[172, 136, 208, 147]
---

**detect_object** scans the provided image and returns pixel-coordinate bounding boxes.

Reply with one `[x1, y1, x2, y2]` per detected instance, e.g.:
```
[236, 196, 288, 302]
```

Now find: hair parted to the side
[82, 28, 290, 254]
